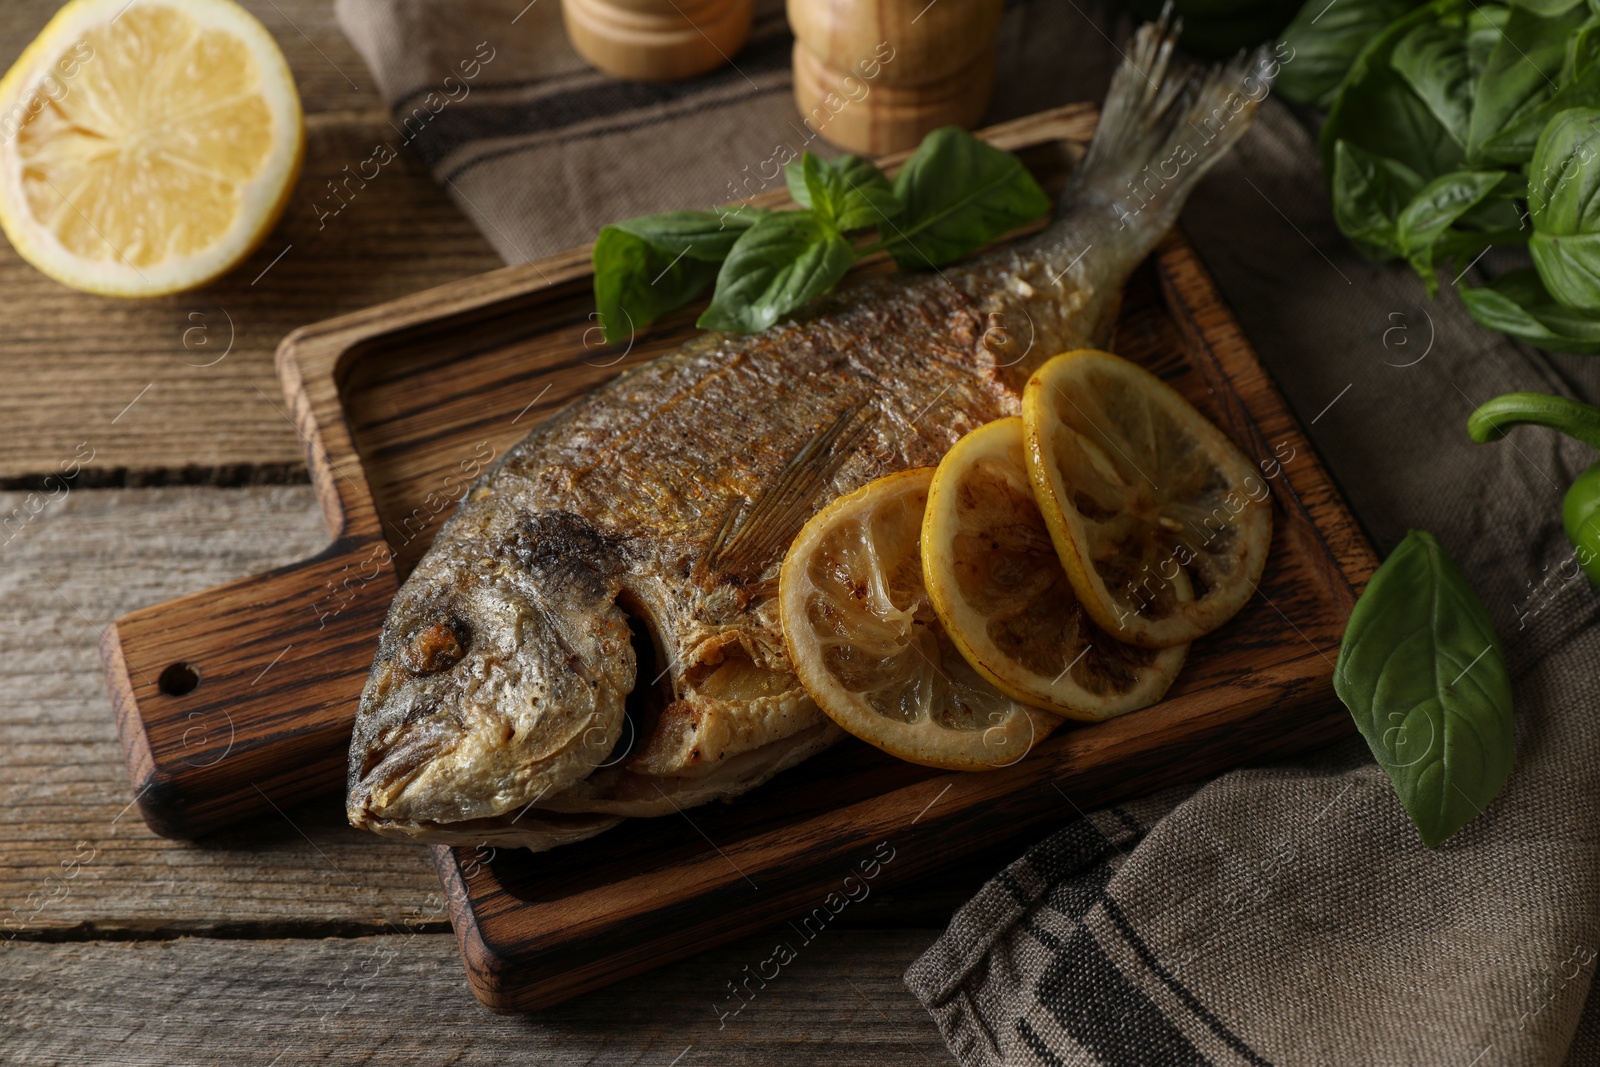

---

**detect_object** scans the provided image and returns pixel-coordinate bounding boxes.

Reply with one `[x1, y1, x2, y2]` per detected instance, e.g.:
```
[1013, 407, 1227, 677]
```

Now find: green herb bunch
[591, 127, 1051, 344]
[1279, 0, 1600, 353]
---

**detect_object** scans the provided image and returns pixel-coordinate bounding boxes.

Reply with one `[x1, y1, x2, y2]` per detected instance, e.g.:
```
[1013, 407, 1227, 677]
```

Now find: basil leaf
[884, 127, 1052, 270]
[593, 227, 724, 344]
[697, 211, 857, 333]
[1452, 169, 1528, 233]
[1476, 80, 1600, 163]
[1463, 267, 1600, 351]
[1277, 0, 1425, 107]
[1330, 139, 1425, 258]
[1467, 2, 1510, 77]
[1527, 106, 1600, 308]
[1320, 3, 1465, 184]
[1531, 231, 1600, 306]
[1467, 2, 1589, 161]
[1528, 106, 1600, 230]
[1567, 18, 1600, 81]
[610, 208, 763, 261]
[1476, 51, 1600, 163]
[1515, 0, 1585, 17]
[1395, 170, 1511, 289]
[784, 153, 901, 232]
[590, 208, 766, 343]
[1392, 15, 1477, 147]
[1334, 530, 1513, 848]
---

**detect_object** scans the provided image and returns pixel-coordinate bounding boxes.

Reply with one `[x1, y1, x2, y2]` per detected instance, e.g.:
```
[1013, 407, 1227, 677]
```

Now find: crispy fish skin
[347, 21, 1275, 851]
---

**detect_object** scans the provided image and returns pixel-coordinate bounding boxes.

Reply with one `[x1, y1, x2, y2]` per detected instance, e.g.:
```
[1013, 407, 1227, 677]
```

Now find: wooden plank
[0, 115, 503, 486]
[0, 930, 948, 1065]
[0, 484, 444, 934]
[0, 2, 504, 486]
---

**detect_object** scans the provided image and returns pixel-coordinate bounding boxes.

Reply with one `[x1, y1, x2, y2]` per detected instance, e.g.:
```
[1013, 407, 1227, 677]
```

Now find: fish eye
[404, 618, 471, 674]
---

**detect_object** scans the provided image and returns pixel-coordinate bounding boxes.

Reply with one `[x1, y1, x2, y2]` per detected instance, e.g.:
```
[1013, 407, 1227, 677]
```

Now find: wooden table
[0, 2, 968, 1061]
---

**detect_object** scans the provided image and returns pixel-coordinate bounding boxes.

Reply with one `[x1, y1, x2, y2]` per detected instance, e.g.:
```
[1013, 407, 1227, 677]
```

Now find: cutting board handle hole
[158, 662, 201, 697]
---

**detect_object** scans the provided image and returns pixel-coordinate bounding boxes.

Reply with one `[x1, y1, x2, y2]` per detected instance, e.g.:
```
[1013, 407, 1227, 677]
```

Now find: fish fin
[696, 401, 878, 591]
[1066, 8, 1274, 238]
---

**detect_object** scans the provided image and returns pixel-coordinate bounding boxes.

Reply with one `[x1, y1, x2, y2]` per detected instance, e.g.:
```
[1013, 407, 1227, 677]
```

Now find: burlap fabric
[335, 1, 1600, 1061]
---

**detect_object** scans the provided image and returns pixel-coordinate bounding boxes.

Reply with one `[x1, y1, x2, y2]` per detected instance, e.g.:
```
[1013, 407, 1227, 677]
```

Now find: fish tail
[1064, 8, 1275, 246]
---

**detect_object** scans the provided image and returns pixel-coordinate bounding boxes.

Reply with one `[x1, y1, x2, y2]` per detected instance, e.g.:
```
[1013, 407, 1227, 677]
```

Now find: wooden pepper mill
[787, 0, 1006, 154]
[562, 0, 754, 81]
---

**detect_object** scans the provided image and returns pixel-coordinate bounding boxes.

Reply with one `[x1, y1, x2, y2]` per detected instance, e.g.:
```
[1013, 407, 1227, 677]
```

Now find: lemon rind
[923, 416, 1187, 722]
[779, 467, 1055, 772]
[1022, 349, 1272, 649]
[0, 0, 305, 297]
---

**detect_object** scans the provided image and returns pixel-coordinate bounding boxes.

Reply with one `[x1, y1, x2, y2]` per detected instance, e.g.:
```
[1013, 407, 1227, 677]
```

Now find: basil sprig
[787, 151, 901, 233]
[589, 127, 1051, 343]
[1334, 530, 1514, 847]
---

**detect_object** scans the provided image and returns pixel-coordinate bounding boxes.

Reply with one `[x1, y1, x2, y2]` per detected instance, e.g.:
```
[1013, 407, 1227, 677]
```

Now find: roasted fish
[347, 20, 1274, 851]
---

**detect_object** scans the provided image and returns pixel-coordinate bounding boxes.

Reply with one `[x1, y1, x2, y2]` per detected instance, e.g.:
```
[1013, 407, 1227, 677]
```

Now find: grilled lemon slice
[0, 0, 304, 296]
[1022, 350, 1271, 649]
[923, 417, 1188, 720]
[779, 467, 1056, 771]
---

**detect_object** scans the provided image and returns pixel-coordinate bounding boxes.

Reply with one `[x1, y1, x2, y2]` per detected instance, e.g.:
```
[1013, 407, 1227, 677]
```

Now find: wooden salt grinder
[562, 0, 754, 81]
[787, 0, 1006, 154]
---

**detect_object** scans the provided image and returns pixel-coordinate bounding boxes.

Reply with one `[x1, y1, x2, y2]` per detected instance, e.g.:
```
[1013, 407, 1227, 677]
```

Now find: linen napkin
[332, 0, 1119, 262]
[335, 0, 1600, 1062]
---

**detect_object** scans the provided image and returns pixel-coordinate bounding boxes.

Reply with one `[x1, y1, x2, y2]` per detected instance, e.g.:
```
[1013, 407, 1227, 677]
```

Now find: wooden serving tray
[100, 104, 1377, 1010]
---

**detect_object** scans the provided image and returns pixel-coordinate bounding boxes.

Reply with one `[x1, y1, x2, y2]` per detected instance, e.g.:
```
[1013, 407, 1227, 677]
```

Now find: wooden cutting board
[99, 103, 1377, 1010]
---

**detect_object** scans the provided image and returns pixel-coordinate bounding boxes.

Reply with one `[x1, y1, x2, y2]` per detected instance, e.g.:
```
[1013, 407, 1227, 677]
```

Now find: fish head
[346, 511, 636, 832]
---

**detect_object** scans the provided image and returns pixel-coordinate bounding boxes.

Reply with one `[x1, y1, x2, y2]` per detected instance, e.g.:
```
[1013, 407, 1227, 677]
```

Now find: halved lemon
[0, 0, 304, 296]
[923, 417, 1188, 720]
[779, 467, 1057, 771]
[1023, 350, 1272, 649]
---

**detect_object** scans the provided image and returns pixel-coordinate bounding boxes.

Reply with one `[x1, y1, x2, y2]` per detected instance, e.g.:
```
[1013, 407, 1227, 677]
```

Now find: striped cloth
[333, 0, 1116, 263]
[337, 2, 1600, 1063]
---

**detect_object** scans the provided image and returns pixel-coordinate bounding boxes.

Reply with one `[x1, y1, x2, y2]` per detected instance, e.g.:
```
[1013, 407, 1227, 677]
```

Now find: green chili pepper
[1467, 392, 1600, 585]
